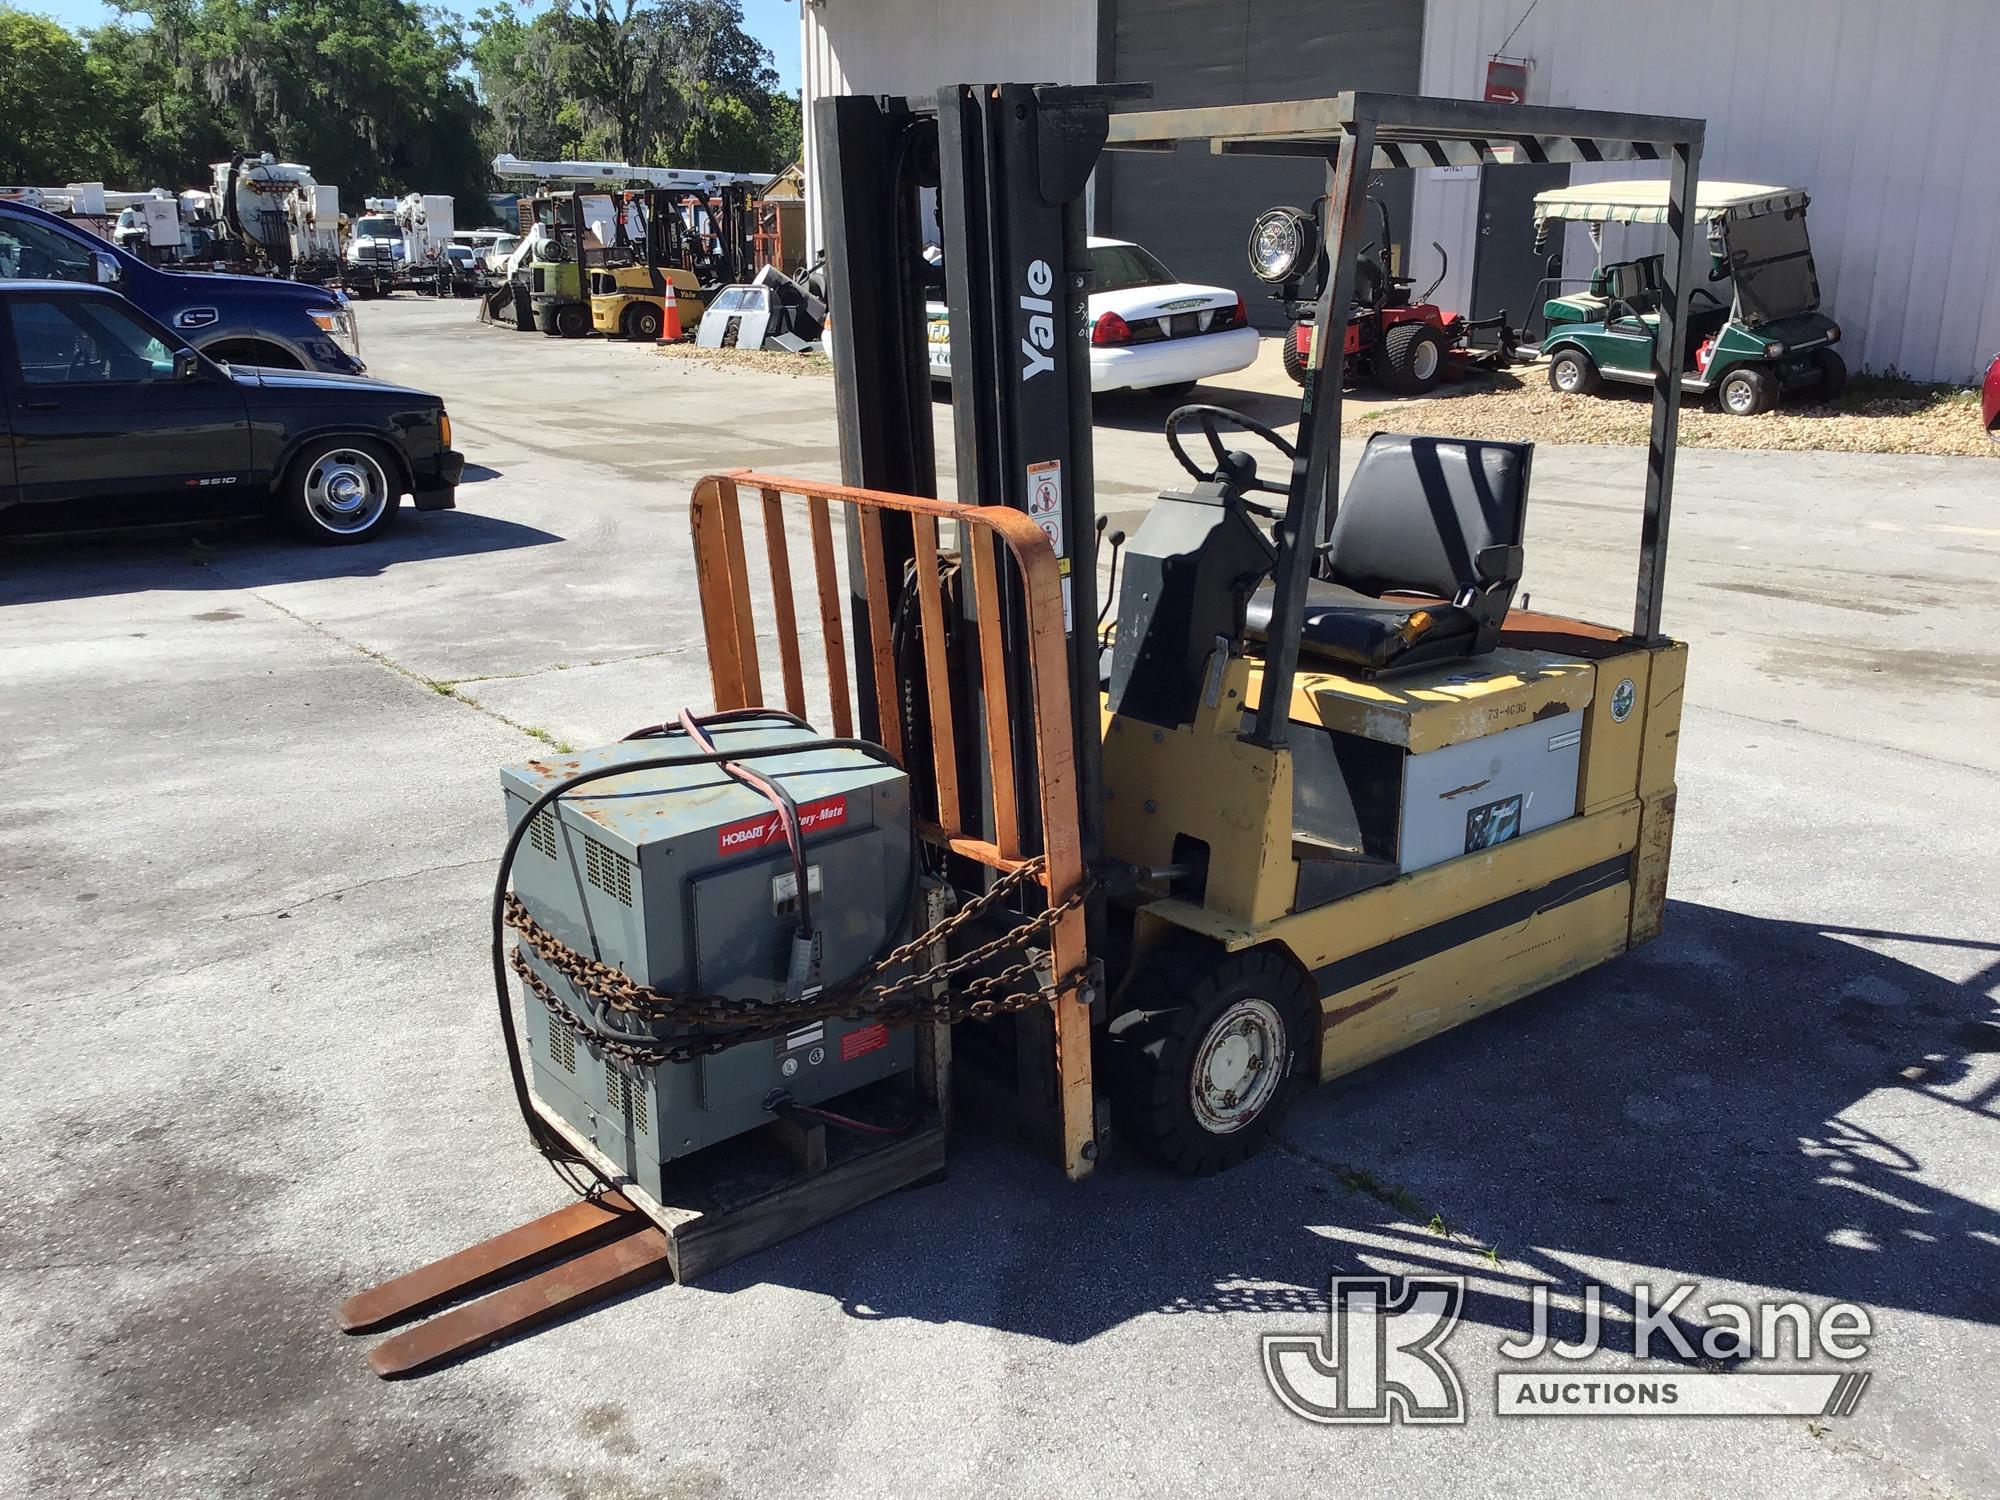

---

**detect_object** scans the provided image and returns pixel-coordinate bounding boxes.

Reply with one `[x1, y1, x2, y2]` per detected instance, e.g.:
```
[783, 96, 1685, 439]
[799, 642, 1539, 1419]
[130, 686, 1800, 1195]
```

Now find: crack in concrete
[218, 579, 577, 753]
[222, 857, 494, 922]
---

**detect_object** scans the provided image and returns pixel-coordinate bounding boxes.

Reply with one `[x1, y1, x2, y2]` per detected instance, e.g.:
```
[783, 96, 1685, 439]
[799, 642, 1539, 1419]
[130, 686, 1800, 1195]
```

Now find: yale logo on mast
[1019, 258, 1056, 380]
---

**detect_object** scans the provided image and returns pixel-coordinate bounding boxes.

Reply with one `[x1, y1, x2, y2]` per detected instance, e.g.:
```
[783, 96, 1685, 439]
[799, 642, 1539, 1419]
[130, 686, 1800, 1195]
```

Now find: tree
[475, 0, 799, 172]
[0, 8, 105, 182]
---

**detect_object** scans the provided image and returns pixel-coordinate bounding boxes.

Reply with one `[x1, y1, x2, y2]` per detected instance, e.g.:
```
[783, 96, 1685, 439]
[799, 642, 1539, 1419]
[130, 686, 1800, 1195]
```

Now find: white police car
[928, 236, 1257, 396]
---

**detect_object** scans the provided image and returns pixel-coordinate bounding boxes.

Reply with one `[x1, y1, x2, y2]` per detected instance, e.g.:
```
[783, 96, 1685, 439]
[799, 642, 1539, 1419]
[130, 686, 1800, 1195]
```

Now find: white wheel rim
[1724, 379, 1755, 414]
[304, 448, 390, 534]
[1412, 339, 1440, 382]
[1189, 998, 1288, 1134]
[1555, 358, 1582, 391]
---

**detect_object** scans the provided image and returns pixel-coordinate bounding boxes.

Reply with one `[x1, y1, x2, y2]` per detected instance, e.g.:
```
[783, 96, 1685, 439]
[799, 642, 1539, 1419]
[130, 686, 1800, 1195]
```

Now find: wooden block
[765, 1113, 828, 1176]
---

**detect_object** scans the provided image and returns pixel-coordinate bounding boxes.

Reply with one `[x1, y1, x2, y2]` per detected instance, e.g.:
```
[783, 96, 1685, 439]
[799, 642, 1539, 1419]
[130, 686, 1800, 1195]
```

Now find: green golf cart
[1532, 180, 1844, 415]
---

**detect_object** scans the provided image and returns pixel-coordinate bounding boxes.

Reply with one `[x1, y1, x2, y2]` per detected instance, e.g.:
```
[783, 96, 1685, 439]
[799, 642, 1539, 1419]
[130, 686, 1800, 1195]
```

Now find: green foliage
[0, 0, 798, 219]
[473, 0, 799, 172]
[0, 8, 106, 181]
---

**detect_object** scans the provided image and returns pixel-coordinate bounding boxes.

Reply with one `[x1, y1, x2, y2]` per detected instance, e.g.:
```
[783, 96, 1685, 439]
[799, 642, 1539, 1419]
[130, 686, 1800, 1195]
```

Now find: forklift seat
[1244, 433, 1532, 674]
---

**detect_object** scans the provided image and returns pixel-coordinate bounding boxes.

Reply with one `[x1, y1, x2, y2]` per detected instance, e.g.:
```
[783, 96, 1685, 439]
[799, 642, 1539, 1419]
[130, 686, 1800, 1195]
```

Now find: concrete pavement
[2, 296, 1996, 1498]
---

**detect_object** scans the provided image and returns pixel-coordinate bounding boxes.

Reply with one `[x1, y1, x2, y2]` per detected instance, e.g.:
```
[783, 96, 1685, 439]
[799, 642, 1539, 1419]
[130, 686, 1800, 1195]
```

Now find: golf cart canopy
[1532, 180, 1808, 229]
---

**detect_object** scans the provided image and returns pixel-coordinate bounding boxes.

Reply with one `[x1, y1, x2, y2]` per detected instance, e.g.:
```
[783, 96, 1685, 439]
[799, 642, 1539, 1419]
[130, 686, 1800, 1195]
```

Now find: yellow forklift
[588, 184, 759, 339]
[342, 87, 1701, 1375]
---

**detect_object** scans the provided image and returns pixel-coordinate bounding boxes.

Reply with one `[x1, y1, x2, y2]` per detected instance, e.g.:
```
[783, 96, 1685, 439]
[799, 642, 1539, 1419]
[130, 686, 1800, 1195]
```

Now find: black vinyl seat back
[1259, 431, 1534, 671]
[1328, 434, 1530, 599]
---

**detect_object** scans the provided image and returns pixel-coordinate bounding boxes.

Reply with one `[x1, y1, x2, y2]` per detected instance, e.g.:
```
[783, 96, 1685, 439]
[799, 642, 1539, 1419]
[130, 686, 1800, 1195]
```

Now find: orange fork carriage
[340, 472, 1092, 1377]
[693, 470, 1097, 1179]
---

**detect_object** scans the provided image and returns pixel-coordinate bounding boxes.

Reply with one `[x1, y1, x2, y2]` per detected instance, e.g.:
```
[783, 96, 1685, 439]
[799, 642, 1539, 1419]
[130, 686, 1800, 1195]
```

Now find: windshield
[1088, 242, 1175, 294]
[355, 216, 395, 238]
[1724, 208, 1818, 325]
[0, 212, 100, 282]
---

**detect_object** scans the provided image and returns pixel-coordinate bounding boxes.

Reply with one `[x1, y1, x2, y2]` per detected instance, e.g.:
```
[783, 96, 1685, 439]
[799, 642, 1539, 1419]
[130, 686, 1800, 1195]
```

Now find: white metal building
[800, 0, 1999, 382]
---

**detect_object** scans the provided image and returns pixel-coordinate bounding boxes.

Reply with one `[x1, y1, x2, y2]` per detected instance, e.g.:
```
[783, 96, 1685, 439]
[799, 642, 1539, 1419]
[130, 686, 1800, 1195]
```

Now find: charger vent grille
[605, 1069, 648, 1134]
[548, 1024, 576, 1074]
[528, 808, 558, 859]
[583, 835, 633, 905]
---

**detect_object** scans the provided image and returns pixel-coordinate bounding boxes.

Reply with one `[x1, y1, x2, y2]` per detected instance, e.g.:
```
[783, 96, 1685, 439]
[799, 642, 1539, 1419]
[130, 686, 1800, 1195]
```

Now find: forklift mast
[816, 84, 1141, 866]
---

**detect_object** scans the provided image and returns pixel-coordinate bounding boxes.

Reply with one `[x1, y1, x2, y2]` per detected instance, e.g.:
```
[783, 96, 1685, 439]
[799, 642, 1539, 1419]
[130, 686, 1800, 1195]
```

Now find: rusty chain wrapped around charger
[506, 856, 1091, 1068]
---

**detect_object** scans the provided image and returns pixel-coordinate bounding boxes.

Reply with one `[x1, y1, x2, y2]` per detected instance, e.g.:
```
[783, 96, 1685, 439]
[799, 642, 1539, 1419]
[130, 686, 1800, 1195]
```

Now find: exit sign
[1485, 57, 1530, 105]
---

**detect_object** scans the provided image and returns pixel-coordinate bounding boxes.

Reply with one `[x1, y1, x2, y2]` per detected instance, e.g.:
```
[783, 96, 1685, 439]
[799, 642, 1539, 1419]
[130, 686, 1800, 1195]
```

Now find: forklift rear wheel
[1106, 942, 1313, 1175]
[1376, 321, 1448, 395]
[624, 305, 663, 341]
[555, 304, 591, 339]
[1717, 364, 1776, 416]
[1813, 349, 1848, 402]
[1547, 347, 1600, 397]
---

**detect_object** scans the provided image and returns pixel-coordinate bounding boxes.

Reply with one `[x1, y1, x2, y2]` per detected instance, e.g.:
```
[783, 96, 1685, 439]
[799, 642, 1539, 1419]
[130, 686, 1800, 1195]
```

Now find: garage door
[1100, 0, 1425, 330]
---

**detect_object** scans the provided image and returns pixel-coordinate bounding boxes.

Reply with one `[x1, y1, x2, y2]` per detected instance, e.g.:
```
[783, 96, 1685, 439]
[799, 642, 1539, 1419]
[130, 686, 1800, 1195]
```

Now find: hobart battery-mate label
[717, 795, 847, 855]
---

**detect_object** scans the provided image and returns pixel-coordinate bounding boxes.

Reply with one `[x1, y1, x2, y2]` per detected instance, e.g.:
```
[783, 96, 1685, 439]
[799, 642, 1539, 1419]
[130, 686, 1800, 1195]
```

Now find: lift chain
[505, 858, 1091, 1068]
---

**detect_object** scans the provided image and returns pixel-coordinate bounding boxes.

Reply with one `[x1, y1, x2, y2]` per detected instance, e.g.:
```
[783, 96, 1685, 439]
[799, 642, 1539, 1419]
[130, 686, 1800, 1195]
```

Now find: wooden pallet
[340, 1027, 950, 1378]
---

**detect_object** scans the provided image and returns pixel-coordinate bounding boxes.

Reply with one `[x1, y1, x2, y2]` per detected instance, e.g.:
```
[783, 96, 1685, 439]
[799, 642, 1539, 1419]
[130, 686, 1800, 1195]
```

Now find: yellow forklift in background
[343, 87, 1702, 1375]
[589, 184, 758, 339]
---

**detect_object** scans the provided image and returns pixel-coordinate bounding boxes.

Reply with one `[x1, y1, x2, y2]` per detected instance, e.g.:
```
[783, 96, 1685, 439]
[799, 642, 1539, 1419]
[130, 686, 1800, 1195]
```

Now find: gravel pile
[1341, 364, 1994, 458]
[656, 341, 831, 378]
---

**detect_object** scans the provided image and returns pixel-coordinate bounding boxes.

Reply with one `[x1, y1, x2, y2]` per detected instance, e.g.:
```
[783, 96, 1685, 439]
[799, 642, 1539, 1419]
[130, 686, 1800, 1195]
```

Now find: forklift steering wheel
[1165, 404, 1298, 499]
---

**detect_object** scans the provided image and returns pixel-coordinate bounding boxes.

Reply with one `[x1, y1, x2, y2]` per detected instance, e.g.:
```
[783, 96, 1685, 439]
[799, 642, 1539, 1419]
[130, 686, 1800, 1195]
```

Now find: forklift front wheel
[1717, 364, 1776, 417]
[1546, 347, 1601, 397]
[1106, 942, 1314, 1175]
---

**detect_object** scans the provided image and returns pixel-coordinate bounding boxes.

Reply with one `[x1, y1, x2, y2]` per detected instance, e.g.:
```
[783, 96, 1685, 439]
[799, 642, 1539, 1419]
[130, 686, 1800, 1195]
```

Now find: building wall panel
[1414, 0, 1998, 382]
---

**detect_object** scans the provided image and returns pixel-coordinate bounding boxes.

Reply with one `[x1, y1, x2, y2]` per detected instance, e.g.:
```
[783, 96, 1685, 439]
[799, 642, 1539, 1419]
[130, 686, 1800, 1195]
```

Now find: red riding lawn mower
[1249, 196, 1519, 393]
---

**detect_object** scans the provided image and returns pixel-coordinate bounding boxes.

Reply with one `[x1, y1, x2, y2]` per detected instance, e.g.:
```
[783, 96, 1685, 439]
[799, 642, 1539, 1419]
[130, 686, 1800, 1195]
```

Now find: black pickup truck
[0, 279, 462, 544]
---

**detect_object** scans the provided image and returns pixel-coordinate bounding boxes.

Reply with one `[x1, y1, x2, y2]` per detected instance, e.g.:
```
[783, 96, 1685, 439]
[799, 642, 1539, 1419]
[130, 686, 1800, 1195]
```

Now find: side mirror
[172, 348, 203, 381]
[92, 251, 122, 287]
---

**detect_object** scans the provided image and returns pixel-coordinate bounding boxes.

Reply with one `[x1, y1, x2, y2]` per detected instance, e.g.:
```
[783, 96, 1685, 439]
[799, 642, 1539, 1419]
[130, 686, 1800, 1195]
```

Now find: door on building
[1100, 0, 1425, 334]
[1470, 162, 1569, 337]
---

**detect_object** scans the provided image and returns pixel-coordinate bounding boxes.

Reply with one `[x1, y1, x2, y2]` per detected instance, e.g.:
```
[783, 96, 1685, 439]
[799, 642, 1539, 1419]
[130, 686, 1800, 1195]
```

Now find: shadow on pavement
[0, 508, 562, 606]
[704, 897, 1998, 1350]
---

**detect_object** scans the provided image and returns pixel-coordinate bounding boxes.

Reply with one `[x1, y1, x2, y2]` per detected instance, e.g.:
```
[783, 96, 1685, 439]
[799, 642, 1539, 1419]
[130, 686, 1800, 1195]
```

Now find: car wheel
[1376, 321, 1448, 394]
[1718, 364, 1776, 416]
[1813, 349, 1848, 401]
[283, 438, 402, 545]
[1546, 347, 1601, 396]
[1106, 940, 1312, 1175]
[555, 304, 591, 339]
[1150, 379, 1198, 400]
[623, 304, 663, 341]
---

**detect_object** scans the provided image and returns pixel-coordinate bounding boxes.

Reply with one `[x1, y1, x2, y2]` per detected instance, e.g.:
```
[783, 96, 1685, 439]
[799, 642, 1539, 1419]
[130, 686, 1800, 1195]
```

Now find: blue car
[0, 198, 365, 374]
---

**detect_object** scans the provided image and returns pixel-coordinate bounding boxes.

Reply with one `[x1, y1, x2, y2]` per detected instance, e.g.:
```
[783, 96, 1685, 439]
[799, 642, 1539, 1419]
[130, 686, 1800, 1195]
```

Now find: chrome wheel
[302, 447, 391, 535]
[1722, 378, 1757, 415]
[1188, 997, 1288, 1134]
[1554, 356, 1584, 392]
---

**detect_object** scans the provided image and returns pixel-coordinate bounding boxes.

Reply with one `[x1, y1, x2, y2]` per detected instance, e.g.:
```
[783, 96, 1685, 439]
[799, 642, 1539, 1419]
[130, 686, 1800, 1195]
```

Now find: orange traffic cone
[660, 282, 682, 343]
